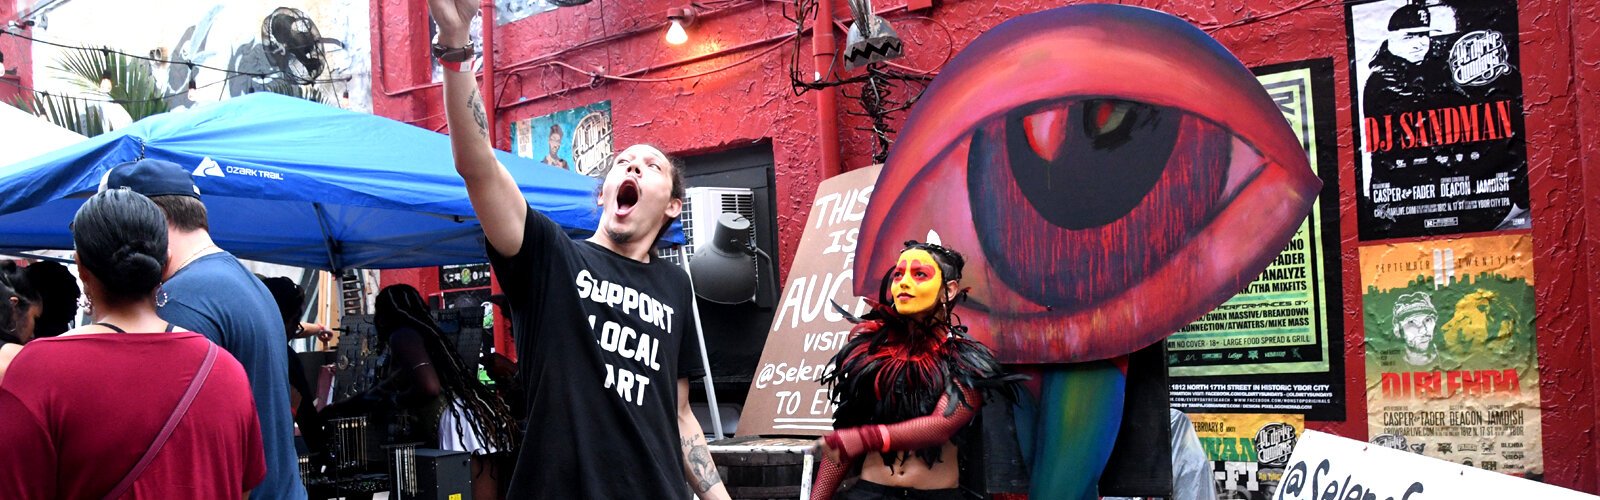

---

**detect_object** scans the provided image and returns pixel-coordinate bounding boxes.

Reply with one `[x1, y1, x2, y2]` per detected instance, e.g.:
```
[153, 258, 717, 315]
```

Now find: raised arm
[677, 378, 731, 500]
[819, 386, 981, 463]
[428, 0, 527, 257]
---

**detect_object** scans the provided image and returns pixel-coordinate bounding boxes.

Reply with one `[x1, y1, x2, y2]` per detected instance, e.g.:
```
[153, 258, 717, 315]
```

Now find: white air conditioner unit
[657, 186, 756, 267]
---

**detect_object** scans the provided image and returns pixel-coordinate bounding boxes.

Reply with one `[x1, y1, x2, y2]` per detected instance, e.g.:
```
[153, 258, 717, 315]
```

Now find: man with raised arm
[426, 1, 729, 497]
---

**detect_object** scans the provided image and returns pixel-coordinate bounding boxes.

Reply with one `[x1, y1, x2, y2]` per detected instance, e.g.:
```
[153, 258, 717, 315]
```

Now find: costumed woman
[812, 241, 1020, 500]
[327, 284, 519, 500]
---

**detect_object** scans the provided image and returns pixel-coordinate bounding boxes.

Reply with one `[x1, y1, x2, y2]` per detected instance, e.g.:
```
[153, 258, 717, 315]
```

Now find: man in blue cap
[102, 158, 306, 499]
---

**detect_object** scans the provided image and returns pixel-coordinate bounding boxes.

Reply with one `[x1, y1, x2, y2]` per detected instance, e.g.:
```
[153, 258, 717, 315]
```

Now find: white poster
[1273, 431, 1592, 500]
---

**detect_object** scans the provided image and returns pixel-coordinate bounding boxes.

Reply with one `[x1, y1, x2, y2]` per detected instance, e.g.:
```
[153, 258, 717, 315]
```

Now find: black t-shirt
[490, 204, 703, 499]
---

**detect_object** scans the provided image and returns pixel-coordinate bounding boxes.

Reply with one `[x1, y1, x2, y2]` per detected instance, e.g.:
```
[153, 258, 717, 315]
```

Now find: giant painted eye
[969, 99, 1268, 312]
[853, 5, 1320, 363]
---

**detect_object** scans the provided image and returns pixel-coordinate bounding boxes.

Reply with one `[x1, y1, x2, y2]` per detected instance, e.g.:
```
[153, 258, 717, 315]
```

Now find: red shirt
[0, 332, 266, 499]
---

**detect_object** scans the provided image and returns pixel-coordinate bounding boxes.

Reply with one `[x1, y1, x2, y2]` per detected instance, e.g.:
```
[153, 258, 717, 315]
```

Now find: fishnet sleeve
[822, 386, 982, 460]
[810, 455, 848, 500]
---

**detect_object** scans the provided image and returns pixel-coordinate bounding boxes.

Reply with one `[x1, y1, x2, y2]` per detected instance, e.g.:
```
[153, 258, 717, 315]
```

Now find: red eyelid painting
[852, 5, 1320, 364]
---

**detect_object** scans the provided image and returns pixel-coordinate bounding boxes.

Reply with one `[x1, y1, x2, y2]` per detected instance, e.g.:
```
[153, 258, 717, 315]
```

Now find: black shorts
[837, 480, 966, 500]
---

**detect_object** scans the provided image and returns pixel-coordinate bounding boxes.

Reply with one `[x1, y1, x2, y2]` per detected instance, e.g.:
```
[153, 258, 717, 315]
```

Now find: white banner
[1273, 431, 1593, 500]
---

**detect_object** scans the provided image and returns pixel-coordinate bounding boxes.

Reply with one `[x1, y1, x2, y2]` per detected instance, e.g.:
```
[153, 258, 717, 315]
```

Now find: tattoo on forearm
[682, 435, 722, 493]
[467, 88, 489, 139]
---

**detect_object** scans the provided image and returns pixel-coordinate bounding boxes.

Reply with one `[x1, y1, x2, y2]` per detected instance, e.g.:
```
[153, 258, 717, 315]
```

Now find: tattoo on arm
[467, 87, 489, 139]
[681, 434, 722, 493]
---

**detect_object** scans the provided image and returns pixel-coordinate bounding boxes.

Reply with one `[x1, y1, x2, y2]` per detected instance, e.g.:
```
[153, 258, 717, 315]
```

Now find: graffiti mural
[29, 0, 372, 111]
[509, 100, 613, 176]
[496, 0, 557, 25]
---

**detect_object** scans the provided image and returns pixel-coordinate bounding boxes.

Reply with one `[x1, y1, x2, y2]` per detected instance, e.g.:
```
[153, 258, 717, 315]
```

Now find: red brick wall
[0, 4, 34, 104]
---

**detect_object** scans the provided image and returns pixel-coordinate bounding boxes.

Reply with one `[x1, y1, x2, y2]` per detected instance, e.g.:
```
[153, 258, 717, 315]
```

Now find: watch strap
[432, 42, 476, 63]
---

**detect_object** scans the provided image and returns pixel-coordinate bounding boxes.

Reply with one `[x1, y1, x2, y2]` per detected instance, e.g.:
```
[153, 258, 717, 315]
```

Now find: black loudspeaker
[395, 449, 470, 500]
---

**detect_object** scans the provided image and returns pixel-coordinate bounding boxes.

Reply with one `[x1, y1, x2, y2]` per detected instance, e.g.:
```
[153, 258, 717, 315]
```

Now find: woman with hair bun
[0, 189, 266, 499]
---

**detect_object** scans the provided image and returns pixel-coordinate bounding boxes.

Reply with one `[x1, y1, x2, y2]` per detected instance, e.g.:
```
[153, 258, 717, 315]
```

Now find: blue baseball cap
[99, 159, 202, 199]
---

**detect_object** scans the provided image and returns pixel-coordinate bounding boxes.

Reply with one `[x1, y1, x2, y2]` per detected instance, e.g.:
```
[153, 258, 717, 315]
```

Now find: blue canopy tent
[0, 93, 682, 270]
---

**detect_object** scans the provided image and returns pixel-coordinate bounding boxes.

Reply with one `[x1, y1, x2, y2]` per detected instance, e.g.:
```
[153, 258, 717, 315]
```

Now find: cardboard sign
[738, 165, 882, 437]
[1272, 431, 1593, 500]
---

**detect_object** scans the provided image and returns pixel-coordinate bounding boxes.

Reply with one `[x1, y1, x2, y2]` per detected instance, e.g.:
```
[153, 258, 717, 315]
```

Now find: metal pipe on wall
[480, 0, 496, 145]
[814, 0, 842, 178]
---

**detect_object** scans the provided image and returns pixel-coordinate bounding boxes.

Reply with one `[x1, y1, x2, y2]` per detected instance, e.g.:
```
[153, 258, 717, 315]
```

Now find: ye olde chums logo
[192, 156, 285, 181]
[1255, 422, 1299, 468]
[1449, 30, 1510, 87]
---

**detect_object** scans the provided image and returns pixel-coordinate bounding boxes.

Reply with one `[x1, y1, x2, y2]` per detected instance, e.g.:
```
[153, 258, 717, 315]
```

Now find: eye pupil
[969, 99, 1230, 311]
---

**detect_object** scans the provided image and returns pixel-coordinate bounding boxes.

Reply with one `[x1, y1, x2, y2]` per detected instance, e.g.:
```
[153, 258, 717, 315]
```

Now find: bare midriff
[858, 442, 960, 489]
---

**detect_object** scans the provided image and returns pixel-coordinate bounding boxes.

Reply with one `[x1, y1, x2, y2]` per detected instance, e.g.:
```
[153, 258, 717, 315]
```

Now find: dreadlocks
[374, 285, 521, 454]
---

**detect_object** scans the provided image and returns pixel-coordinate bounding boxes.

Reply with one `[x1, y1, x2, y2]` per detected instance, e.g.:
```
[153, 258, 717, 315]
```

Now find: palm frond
[9, 92, 107, 137]
[48, 46, 168, 123]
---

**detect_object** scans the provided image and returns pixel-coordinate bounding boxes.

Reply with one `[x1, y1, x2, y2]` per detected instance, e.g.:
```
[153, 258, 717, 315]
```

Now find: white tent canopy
[0, 104, 86, 168]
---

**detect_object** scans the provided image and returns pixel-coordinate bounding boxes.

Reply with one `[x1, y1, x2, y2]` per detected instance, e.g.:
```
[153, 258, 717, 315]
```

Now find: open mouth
[616, 179, 640, 216]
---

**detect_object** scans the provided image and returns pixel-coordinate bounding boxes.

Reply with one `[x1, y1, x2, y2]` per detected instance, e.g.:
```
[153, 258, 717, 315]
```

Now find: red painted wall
[369, 0, 1597, 491]
[0, 4, 34, 104]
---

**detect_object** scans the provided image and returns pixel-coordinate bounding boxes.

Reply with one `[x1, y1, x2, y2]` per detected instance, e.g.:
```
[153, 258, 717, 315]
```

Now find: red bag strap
[104, 342, 219, 499]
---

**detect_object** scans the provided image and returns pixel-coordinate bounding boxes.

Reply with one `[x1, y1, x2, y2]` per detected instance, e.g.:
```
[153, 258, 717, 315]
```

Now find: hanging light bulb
[666, 19, 688, 45]
[98, 71, 113, 93]
[665, 8, 693, 45]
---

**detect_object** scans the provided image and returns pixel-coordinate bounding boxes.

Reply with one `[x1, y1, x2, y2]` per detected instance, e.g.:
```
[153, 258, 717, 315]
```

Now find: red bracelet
[823, 432, 845, 456]
[439, 58, 474, 73]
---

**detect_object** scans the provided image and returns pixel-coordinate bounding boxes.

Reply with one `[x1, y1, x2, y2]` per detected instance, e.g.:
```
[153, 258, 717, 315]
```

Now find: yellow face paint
[891, 248, 944, 317]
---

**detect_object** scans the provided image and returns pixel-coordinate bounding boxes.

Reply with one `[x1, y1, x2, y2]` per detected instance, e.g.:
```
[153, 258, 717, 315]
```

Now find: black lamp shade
[691, 213, 758, 304]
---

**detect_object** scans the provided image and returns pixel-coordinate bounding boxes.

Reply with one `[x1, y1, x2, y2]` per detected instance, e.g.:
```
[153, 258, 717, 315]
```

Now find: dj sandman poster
[1346, 0, 1530, 240]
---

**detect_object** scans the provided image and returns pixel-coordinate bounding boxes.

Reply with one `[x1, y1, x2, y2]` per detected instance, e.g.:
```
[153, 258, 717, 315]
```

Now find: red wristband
[439, 58, 474, 73]
[823, 432, 845, 457]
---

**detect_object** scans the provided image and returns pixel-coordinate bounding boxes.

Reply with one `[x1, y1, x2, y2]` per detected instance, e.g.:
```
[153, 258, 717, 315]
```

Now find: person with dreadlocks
[812, 241, 1019, 500]
[331, 284, 520, 500]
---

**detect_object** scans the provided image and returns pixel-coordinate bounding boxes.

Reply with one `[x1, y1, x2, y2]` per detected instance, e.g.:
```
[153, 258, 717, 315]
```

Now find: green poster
[1167, 64, 1336, 378]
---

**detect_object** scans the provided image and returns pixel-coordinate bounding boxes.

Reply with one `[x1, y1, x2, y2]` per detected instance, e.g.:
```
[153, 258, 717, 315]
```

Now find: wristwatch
[432, 42, 476, 63]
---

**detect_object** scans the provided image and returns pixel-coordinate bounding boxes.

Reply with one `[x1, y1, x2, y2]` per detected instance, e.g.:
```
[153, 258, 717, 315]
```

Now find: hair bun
[111, 243, 164, 284]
